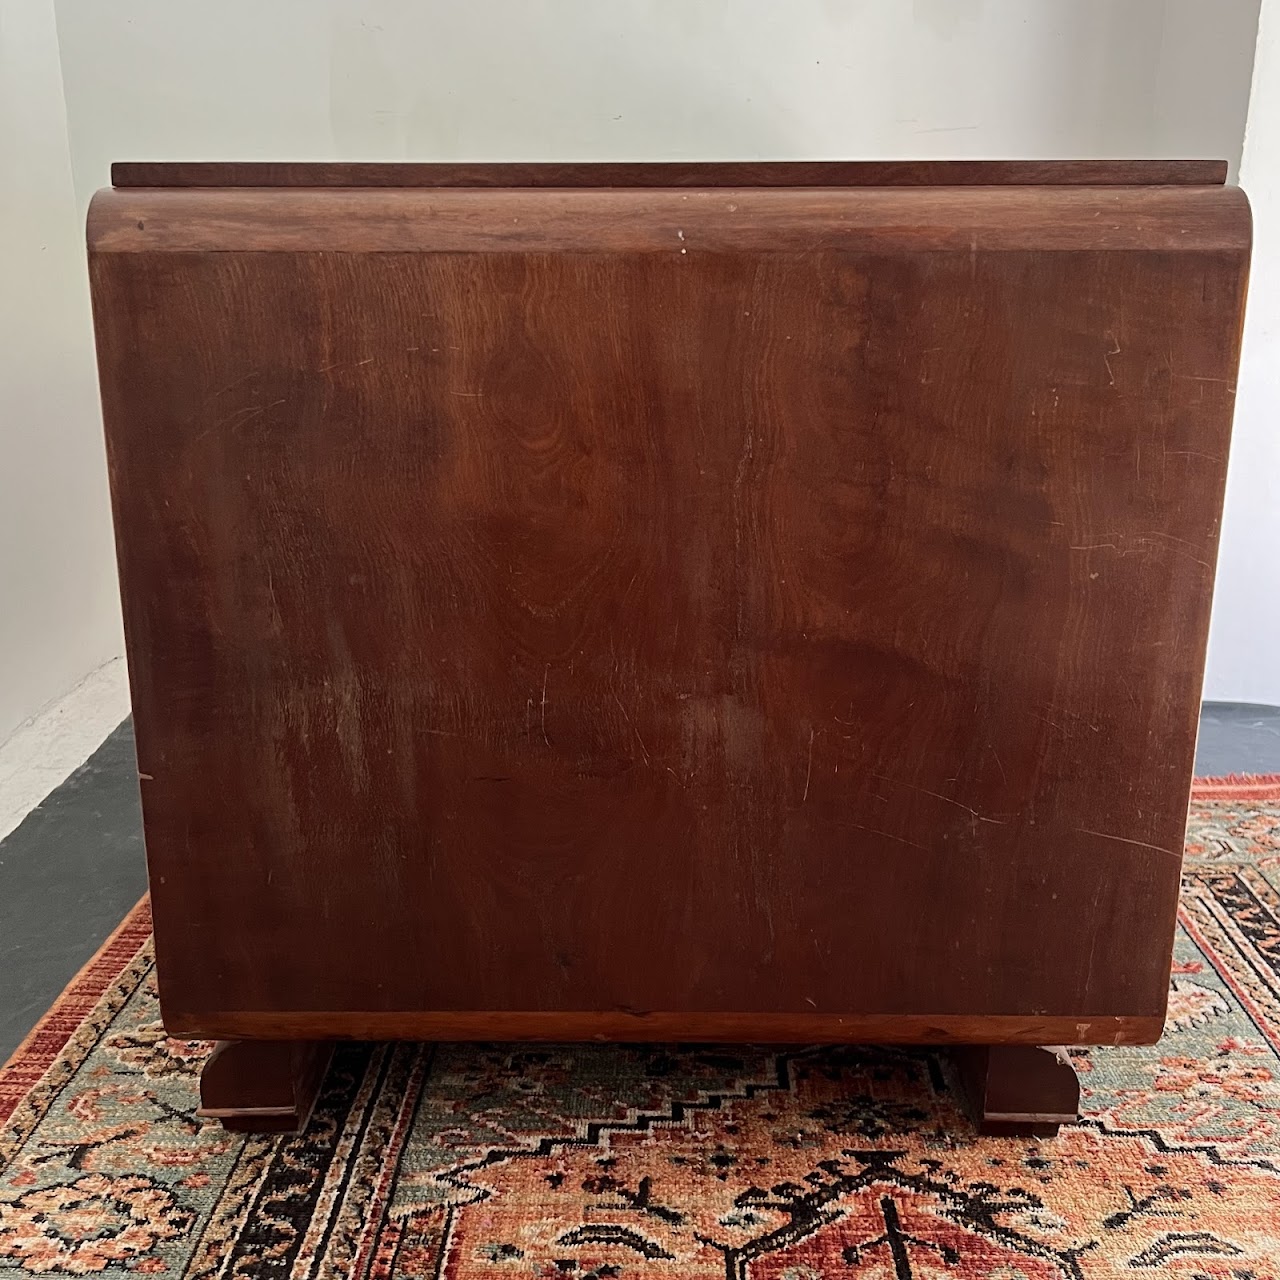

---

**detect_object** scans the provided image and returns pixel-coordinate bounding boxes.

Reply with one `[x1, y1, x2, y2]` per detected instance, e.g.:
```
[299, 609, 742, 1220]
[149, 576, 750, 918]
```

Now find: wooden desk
[89, 161, 1250, 1134]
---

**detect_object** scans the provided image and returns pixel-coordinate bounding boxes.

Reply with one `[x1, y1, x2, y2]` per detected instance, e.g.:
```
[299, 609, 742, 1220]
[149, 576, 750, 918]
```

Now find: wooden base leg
[952, 1045, 1081, 1137]
[197, 1040, 332, 1133]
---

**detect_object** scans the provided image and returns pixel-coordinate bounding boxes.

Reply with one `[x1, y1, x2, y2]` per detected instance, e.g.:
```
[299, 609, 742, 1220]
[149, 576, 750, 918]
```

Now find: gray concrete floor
[1193, 702, 1280, 777]
[2, 705, 1280, 1064]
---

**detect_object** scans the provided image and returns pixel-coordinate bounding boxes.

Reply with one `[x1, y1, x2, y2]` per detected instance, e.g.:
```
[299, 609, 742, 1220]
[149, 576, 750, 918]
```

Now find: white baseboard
[0, 658, 132, 841]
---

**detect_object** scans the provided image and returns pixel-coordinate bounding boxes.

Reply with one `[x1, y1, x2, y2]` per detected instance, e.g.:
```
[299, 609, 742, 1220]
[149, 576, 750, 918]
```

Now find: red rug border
[2, 773, 1278, 1128]
[0, 896, 152, 1126]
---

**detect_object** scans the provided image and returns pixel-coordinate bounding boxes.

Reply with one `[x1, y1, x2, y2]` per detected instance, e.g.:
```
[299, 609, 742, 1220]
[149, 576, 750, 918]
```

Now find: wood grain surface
[90, 172, 1249, 1043]
[88, 185, 1251, 256]
[110, 159, 1230, 190]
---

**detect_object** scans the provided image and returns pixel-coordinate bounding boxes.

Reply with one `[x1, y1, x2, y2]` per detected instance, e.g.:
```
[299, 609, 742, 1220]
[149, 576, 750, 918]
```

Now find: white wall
[29, 0, 1274, 714]
[1206, 0, 1280, 705]
[0, 0, 122, 744]
[54, 0, 1261, 203]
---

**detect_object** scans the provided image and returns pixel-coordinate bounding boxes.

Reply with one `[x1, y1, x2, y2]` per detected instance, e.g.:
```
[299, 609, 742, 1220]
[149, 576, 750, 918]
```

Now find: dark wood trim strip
[163, 1010, 1167, 1047]
[111, 160, 1230, 190]
[88, 185, 1251, 256]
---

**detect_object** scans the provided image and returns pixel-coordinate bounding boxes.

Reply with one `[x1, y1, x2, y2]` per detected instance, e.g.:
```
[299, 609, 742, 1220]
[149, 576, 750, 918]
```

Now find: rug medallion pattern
[2, 778, 1279, 1277]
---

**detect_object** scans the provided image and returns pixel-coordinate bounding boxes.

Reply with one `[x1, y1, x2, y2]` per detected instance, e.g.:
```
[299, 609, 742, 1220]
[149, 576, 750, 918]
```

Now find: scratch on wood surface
[871, 773, 1008, 825]
[1103, 333, 1120, 386]
[1140, 529, 1202, 552]
[802, 728, 815, 803]
[1127, 540, 1210, 570]
[612, 691, 651, 766]
[732, 424, 755, 639]
[1073, 826, 1178, 858]
[317, 355, 381, 372]
[541, 667, 551, 747]
[194, 398, 285, 445]
[835, 821, 928, 852]
[1127, 530, 1211, 570]
[211, 370, 259, 397]
[1068, 528, 1209, 569]
[733, 425, 755, 516]
[1081, 881, 1105, 996]
[213, 401, 263, 429]
[316, 356, 373, 372]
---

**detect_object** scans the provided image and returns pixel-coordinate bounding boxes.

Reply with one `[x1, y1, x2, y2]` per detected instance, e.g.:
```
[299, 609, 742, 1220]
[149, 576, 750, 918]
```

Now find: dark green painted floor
[2, 706, 1279, 1063]
[0, 722, 146, 1062]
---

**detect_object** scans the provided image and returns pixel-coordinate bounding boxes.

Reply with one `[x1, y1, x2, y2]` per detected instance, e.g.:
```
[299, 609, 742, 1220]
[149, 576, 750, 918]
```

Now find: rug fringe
[1191, 773, 1280, 800]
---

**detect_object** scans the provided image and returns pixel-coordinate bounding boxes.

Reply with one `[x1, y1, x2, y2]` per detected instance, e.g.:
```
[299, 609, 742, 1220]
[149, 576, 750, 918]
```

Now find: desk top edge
[86, 183, 1253, 257]
[111, 160, 1230, 190]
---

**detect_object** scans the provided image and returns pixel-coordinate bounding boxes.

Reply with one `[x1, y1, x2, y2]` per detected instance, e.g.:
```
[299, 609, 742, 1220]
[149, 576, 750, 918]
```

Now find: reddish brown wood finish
[197, 1040, 330, 1133]
[167, 1010, 1163, 1046]
[88, 185, 1247, 256]
[110, 159, 1229, 189]
[88, 163, 1249, 1131]
[953, 1046, 1082, 1137]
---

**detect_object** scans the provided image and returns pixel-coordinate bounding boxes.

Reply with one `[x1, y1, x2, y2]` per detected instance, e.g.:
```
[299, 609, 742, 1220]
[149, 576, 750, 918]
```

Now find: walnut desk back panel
[90, 163, 1249, 1119]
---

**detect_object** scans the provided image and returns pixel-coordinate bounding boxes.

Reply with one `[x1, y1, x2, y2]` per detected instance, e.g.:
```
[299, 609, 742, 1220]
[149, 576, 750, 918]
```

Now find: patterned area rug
[2, 777, 1279, 1278]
